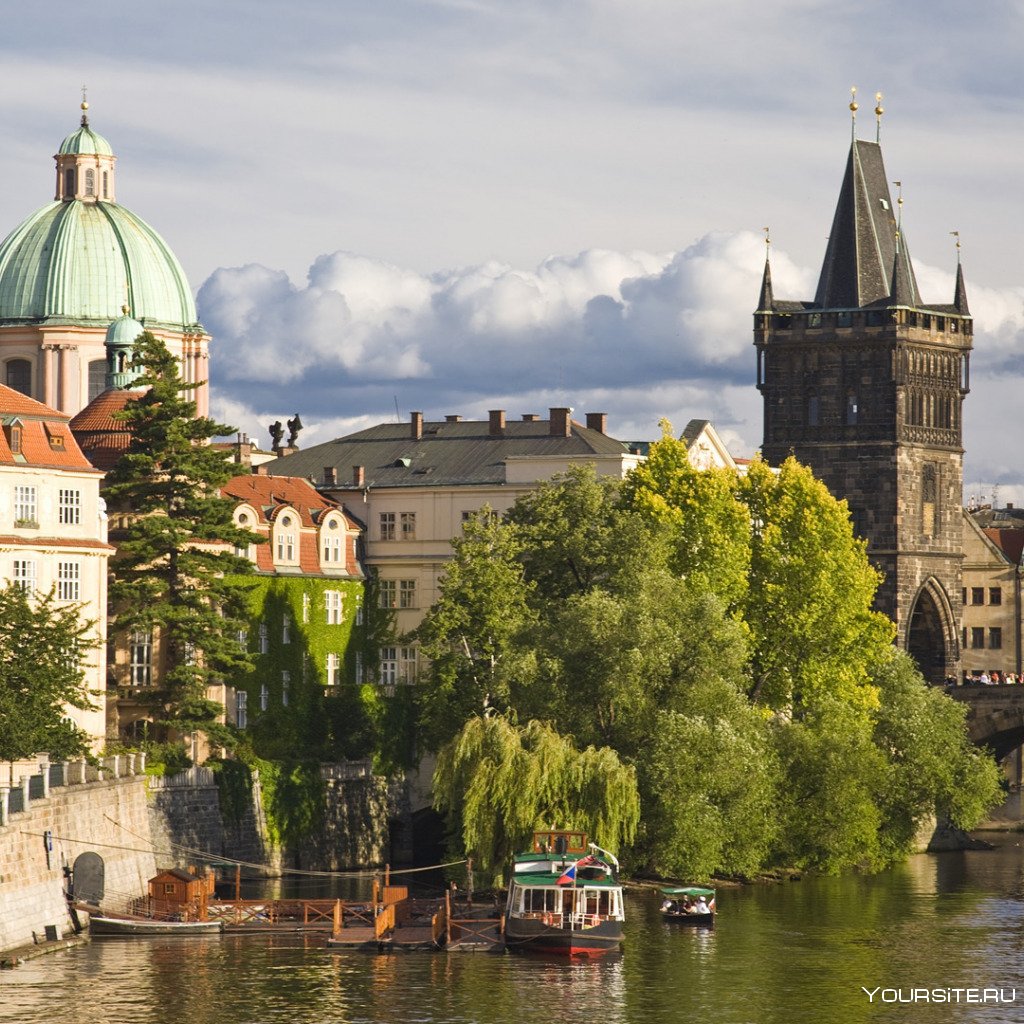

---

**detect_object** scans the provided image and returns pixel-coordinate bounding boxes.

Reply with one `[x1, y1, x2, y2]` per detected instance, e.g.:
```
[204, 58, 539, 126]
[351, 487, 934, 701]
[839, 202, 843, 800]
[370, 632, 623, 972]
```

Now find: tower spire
[951, 232, 970, 314]
[757, 227, 774, 312]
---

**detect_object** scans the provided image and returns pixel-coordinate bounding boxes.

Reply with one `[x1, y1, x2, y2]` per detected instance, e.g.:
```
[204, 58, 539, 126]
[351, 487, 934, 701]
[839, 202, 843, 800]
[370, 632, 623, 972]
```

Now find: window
[260, 685, 269, 712]
[282, 671, 290, 707]
[258, 621, 269, 654]
[59, 488, 81, 525]
[379, 647, 398, 686]
[84, 168, 95, 196]
[237, 629, 248, 651]
[379, 579, 397, 609]
[962, 588, 968, 606]
[971, 627, 985, 649]
[400, 512, 416, 540]
[323, 535, 343, 563]
[13, 559, 36, 593]
[990, 588, 1003, 606]
[325, 590, 343, 625]
[972, 588, 985, 605]
[302, 593, 310, 623]
[922, 465, 937, 536]
[276, 529, 295, 561]
[990, 628, 1003, 650]
[356, 603, 364, 626]
[380, 512, 396, 541]
[807, 395, 819, 427]
[129, 630, 152, 686]
[88, 359, 106, 402]
[399, 579, 417, 609]
[355, 651, 364, 684]
[845, 391, 858, 426]
[64, 168, 75, 196]
[236, 691, 248, 729]
[57, 561, 80, 601]
[14, 485, 37, 524]
[326, 653, 340, 687]
[7, 422, 22, 453]
[400, 646, 417, 683]
[282, 613, 292, 644]
[102, 170, 109, 198]
[183, 641, 197, 666]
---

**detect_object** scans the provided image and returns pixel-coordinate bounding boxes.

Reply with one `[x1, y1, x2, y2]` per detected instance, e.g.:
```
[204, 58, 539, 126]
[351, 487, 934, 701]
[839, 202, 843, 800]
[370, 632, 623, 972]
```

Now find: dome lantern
[54, 100, 116, 203]
[104, 306, 145, 390]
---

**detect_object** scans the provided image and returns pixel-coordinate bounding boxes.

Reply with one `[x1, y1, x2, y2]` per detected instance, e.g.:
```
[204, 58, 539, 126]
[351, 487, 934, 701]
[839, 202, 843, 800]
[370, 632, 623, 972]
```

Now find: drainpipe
[1017, 562, 1022, 677]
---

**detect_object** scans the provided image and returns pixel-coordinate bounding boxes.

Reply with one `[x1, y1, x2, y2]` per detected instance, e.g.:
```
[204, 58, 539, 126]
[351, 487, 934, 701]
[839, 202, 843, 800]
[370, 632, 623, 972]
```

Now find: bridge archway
[906, 577, 958, 684]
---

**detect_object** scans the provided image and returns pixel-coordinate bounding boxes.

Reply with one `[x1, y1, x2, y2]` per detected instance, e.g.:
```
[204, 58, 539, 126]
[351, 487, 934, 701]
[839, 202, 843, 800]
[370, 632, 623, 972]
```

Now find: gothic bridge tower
[754, 109, 971, 682]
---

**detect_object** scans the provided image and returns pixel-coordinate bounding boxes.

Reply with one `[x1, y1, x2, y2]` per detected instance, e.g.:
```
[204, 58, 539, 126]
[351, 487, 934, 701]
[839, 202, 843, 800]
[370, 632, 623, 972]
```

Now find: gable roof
[0, 383, 99, 472]
[266, 416, 632, 490]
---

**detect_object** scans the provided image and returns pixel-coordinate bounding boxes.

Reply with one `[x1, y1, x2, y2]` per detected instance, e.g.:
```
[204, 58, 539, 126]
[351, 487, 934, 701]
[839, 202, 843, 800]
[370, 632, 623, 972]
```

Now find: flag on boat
[556, 854, 595, 885]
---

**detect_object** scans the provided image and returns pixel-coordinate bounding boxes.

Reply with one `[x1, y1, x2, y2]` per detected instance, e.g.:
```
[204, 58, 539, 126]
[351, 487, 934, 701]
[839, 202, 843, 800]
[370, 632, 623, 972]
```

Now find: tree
[738, 457, 895, 713]
[105, 333, 260, 748]
[0, 585, 96, 760]
[432, 714, 639, 879]
[415, 510, 538, 751]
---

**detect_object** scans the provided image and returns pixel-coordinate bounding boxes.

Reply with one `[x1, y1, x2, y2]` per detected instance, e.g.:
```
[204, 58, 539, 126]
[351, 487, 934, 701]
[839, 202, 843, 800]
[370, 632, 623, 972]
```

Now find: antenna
[849, 86, 858, 141]
[393, 395, 401, 422]
[875, 92, 884, 143]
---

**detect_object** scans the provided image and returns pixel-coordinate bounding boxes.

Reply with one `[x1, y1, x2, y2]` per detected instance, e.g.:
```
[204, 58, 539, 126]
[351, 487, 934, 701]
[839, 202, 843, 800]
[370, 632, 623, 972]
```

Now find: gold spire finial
[875, 92, 884, 143]
[764, 226, 771, 252]
[850, 87, 858, 141]
[80, 84, 89, 126]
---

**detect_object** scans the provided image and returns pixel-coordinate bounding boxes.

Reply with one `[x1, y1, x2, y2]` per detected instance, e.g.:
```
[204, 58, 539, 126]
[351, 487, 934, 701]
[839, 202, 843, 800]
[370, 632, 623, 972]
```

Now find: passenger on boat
[694, 897, 710, 915]
[681, 898, 693, 913]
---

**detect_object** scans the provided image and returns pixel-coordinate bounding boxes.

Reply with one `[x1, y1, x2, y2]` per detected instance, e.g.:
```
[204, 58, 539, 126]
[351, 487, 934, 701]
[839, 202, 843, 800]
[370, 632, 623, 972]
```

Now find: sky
[3, 0, 1024, 502]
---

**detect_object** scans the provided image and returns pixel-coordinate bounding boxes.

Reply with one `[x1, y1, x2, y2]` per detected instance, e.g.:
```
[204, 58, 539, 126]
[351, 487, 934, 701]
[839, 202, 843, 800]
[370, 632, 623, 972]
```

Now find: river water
[4, 836, 1024, 1024]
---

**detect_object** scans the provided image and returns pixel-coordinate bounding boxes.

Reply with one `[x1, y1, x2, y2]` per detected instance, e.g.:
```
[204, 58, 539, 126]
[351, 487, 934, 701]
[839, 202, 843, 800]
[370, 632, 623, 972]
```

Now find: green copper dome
[58, 124, 114, 157]
[0, 200, 198, 330]
[105, 309, 145, 347]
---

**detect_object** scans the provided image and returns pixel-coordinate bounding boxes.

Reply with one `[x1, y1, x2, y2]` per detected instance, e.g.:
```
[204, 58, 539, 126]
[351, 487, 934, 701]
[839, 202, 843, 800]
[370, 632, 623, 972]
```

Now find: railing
[146, 766, 216, 789]
[0, 752, 149, 828]
[208, 899, 345, 930]
[375, 903, 396, 941]
[319, 760, 374, 782]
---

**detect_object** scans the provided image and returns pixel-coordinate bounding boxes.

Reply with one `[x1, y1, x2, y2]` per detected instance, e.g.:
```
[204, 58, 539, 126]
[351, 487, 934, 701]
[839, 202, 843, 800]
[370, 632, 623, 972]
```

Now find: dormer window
[8, 422, 22, 454]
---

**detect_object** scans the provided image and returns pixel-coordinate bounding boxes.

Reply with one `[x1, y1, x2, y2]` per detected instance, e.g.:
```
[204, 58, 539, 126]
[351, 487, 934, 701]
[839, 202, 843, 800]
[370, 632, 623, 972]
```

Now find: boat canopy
[514, 872, 620, 889]
[661, 887, 715, 897]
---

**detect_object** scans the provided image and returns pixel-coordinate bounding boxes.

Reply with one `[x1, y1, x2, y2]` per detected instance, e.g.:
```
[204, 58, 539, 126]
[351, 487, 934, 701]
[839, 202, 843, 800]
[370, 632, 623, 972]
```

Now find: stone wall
[145, 766, 224, 867]
[0, 768, 156, 953]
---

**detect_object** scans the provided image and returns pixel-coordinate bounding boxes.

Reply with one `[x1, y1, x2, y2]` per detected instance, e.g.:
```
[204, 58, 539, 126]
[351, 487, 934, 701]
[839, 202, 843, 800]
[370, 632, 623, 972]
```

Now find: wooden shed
[146, 867, 214, 920]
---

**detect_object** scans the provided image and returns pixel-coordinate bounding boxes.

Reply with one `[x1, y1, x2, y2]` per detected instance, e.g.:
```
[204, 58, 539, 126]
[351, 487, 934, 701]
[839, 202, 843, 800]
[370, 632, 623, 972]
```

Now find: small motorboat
[660, 886, 715, 927]
[88, 912, 223, 936]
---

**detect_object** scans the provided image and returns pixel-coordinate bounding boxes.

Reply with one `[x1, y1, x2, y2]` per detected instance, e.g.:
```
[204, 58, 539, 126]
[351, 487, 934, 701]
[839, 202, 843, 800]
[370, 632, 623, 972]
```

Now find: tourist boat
[88, 912, 223, 936]
[660, 886, 715, 927]
[504, 829, 625, 957]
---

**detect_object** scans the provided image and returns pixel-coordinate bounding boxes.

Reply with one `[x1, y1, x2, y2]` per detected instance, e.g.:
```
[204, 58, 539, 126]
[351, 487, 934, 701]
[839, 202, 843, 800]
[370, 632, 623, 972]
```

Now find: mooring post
[234, 865, 241, 903]
[446, 889, 452, 946]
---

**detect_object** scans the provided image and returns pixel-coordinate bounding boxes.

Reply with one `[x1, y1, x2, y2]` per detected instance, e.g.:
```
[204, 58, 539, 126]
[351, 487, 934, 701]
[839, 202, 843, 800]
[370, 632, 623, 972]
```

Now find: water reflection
[5, 843, 1024, 1023]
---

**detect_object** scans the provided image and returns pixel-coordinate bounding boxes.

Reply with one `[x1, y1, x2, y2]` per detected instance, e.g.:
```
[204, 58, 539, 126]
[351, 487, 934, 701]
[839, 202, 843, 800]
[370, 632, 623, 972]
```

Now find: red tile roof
[0, 384, 100, 472]
[984, 528, 1024, 565]
[69, 389, 145, 471]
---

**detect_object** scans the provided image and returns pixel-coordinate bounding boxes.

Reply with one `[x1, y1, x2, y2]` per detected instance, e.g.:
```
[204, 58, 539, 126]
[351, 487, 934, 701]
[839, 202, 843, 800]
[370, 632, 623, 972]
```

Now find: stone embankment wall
[0, 756, 156, 953]
[146, 766, 224, 865]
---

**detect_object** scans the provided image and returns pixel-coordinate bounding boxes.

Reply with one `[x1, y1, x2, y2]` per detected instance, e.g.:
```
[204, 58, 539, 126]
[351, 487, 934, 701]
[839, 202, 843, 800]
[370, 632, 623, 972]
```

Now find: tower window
[84, 168, 95, 196]
[808, 395, 820, 427]
[64, 168, 75, 197]
[845, 391, 858, 426]
[922, 465, 938, 537]
[102, 171, 109, 198]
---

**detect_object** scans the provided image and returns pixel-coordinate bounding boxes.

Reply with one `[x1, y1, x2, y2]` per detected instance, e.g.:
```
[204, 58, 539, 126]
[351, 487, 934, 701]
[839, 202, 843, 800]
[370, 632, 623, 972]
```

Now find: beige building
[0, 383, 111, 748]
[961, 507, 1024, 680]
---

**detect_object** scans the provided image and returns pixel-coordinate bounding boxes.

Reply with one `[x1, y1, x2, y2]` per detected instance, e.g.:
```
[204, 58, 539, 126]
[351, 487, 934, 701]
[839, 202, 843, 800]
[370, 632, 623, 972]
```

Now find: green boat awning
[661, 887, 715, 897]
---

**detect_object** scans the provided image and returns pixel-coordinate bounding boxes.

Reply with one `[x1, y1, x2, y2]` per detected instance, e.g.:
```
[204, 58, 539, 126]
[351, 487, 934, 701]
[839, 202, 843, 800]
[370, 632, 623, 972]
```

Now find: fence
[0, 751, 149, 828]
[145, 766, 216, 790]
[319, 760, 374, 782]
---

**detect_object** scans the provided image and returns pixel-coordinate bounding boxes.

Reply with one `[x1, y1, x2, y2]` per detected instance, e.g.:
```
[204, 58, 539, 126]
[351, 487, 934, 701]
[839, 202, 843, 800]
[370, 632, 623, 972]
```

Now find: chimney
[585, 412, 607, 434]
[1008, 503, 1015, 510]
[549, 407, 571, 437]
[353, 465, 365, 487]
[445, 414, 462, 423]
[521, 413, 538, 422]
[323, 466, 337, 486]
[411, 411, 423, 440]
[489, 409, 506, 436]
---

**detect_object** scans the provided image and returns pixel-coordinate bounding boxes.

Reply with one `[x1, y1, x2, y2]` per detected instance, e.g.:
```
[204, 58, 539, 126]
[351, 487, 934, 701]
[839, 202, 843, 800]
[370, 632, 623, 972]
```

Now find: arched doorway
[906, 578, 957, 684]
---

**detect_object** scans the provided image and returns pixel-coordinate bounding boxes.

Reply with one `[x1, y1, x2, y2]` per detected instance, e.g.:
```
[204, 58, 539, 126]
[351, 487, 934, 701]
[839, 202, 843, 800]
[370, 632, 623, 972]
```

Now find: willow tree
[433, 715, 639, 878]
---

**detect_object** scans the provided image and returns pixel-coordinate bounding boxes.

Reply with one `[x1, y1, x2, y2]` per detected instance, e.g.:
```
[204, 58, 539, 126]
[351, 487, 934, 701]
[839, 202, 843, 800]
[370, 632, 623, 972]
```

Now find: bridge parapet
[945, 686, 1024, 760]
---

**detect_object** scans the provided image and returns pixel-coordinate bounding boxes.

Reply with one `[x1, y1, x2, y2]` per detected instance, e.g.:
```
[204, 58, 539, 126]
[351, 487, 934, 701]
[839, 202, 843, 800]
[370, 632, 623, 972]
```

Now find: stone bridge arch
[946, 688, 1024, 761]
[906, 577, 959, 684]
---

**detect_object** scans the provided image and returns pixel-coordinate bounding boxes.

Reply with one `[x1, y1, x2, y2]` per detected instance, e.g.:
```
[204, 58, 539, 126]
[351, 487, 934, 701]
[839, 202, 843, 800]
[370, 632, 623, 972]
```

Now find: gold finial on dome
[875, 92, 884, 143]
[122, 303, 130, 316]
[80, 84, 89, 126]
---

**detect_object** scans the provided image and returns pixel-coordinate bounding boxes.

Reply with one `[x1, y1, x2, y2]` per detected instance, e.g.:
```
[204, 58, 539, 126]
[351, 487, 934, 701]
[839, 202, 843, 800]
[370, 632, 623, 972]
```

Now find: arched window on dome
[102, 171, 109, 199]
[84, 168, 95, 197]
[88, 359, 106, 401]
[6, 359, 31, 397]
[64, 168, 75, 198]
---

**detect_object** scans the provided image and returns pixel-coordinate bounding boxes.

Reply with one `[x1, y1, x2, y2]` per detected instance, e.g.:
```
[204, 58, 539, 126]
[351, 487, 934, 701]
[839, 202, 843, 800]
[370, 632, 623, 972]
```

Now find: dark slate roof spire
[757, 228, 773, 311]
[954, 260, 970, 315]
[814, 140, 921, 309]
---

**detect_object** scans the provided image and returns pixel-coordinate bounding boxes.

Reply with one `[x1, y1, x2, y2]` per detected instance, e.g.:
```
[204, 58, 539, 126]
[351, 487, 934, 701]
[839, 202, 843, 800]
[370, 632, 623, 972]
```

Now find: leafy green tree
[0, 585, 96, 760]
[739, 457, 895, 713]
[871, 650, 1002, 859]
[432, 714, 639, 878]
[105, 333, 260, 748]
[620, 421, 750, 609]
[415, 510, 538, 751]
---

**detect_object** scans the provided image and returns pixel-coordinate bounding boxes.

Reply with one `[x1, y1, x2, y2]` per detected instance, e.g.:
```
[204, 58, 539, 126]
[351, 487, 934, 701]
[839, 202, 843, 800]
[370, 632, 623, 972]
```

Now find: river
[4, 836, 1024, 1024]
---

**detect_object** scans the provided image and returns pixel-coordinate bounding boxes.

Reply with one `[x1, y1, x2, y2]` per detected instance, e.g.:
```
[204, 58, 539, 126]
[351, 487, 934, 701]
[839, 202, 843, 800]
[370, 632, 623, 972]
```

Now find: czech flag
[556, 854, 594, 885]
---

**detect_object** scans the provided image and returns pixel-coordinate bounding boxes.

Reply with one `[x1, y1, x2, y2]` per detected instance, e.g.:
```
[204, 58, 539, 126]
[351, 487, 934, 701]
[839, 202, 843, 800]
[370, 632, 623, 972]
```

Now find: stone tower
[754, 135, 972, 682]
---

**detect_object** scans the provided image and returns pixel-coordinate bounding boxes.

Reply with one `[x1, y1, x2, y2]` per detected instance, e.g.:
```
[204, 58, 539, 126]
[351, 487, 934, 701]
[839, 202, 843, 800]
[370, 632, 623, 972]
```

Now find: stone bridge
[946, 686, 1024, 761]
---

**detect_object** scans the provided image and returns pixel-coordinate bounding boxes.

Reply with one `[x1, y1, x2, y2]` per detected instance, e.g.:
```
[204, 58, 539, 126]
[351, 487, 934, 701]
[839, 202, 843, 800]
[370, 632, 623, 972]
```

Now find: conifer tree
[105, 333, 259, 749]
